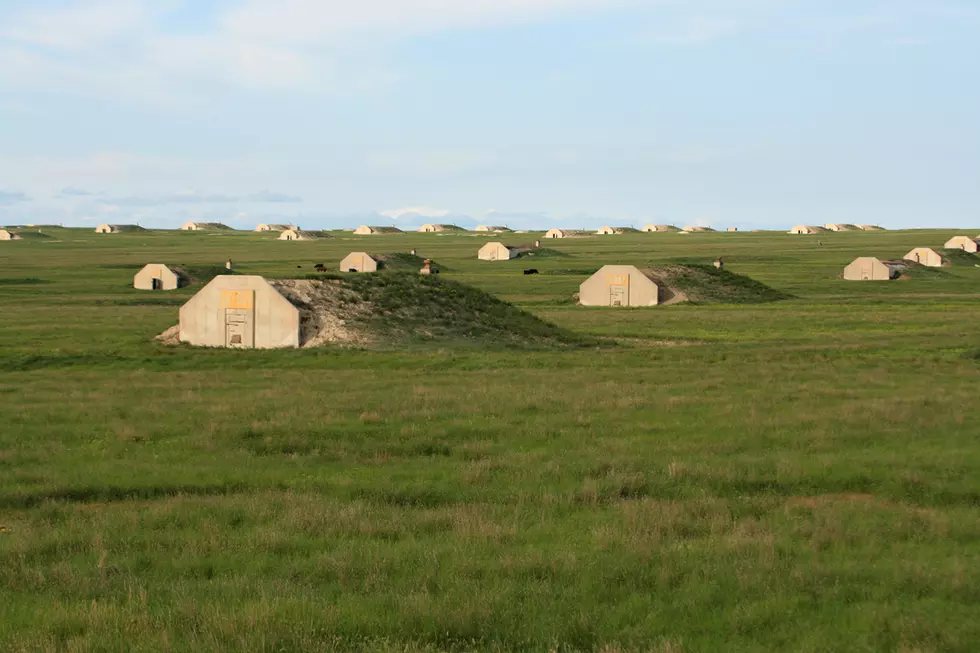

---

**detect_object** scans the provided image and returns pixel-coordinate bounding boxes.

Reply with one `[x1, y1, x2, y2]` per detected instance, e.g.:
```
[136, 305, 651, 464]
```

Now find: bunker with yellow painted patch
[579, 265, 660, 307]
[179, 275, 300, 349]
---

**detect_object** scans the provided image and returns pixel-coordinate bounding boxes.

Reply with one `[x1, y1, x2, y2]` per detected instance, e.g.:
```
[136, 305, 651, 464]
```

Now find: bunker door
[224, 310, 254, 348]
[220, 290, 255, 349]
[152, 277, 162, 290]
[608, 273, 630, 307]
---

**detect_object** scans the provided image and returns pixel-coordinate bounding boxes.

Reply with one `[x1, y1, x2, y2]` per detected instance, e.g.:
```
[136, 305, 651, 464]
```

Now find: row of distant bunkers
[844, 235, 980, 280]
[1, 221, 892, 240]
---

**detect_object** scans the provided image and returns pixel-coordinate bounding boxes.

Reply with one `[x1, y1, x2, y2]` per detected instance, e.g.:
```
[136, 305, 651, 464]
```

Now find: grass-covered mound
[271, 273, 589, 348]
[899, 261, 950, 279]
[172, 264, 236, 285]
[8, 230, 54, 240]
[942, 248, 980, 266]
[373, 252, 448, 272]
[516, 247, 569, 260]
[644, 264, 792, 304]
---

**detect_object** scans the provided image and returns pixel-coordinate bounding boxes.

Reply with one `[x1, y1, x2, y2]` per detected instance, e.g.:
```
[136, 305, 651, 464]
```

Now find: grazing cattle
[524, 269, 539, 275]
[314, 263, 326, 272]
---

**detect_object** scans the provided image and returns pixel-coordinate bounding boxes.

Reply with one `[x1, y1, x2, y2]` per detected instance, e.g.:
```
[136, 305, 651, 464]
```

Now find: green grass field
[2, 226, 979, 652]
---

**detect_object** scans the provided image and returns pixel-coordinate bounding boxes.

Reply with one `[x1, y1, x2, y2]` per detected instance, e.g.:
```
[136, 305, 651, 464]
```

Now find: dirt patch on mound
[155, 324, 180, 345]
[269, 279, 375, 347]
[279, 273, 589, 348]
[658, 289, 689, 306]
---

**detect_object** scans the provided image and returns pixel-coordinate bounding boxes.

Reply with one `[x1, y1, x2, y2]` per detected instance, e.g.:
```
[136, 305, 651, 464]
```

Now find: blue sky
[0, 0, 978, 230]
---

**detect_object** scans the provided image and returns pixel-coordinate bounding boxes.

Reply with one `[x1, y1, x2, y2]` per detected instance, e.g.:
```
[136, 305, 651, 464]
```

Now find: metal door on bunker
[224, 309, 254, 348]
[220, 289, 256, 348]
[608, 273, 630, 306]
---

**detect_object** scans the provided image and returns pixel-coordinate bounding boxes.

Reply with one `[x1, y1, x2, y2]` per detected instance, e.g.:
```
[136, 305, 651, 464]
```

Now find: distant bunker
[334, 252, 444, 274]
[278, 229, 318, 241]
[479, 241, 523, 261]
[843, 257, 904, 281]
[945, 236, 980, 253]
[341, 252, 378, 272]
[179, 275, 300, 349]
[134, 264, 185, 291]
[903, 248, 944, 268]
[579, 264, 789, 307]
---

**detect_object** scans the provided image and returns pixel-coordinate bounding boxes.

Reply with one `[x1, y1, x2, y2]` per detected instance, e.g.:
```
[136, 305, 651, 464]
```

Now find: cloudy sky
[1, 0, 978, 230]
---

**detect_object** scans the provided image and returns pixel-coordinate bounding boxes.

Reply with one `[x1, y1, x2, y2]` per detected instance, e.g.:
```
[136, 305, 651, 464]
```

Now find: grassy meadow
[1, 226, 979, 652]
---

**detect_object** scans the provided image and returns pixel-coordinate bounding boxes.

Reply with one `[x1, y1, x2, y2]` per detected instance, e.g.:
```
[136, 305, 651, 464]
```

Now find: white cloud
[221, 0, 638, 42]
[0, 0, 150, 51]
[0, 0, 638, 96]
[92, 189, 303, 206]
[3, 0, 975, 99]
[56, 187, 96, 198]
[633, 14, 742, 46]
[249, 190, 303, 203]
[380, 206, 453, 220]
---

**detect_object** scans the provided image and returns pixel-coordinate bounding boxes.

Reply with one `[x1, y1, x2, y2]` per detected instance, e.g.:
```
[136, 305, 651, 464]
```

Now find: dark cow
[314, 263, 326, 272]
[524, 269, 539, 275]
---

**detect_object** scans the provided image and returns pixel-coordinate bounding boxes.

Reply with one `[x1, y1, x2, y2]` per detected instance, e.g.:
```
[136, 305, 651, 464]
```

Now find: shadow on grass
[0, 277, 52, 286]
[0, 481, 255, 509]
[95, 298, 187, 306]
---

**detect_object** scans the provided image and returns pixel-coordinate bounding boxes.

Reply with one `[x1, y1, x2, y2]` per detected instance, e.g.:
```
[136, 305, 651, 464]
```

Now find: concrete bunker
[179, 275, 300, 349]
[903, 248, 945, 267]
[255, 223, 297, 232]
[478, 242, 519, 261]
[418, 224, 462, 233]
[341, 252, 378, 272]
[544, 229, 590, 239]
[843, 257, 903, 281]
[279, 229, 317, 241]
[579, 265, 661, 307]
[354, 226, 402, 235]
[944, 236, 979, 253]
[181, 222, 231, 231]
[789, 225, 826, 235]
[134, 264, 184, 291]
